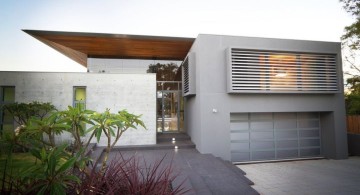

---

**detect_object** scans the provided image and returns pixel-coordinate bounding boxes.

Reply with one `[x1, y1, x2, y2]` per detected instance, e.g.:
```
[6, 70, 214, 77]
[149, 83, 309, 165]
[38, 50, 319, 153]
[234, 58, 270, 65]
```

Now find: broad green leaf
[63, 174, 81, 183]
[57, 157, 76, 174]
[40, 148, 47, 161]
[96, 128, 102, 142]
[109, 128, 115, 137]
[86, 125, 97, 133]
[48, 155, 56, 176]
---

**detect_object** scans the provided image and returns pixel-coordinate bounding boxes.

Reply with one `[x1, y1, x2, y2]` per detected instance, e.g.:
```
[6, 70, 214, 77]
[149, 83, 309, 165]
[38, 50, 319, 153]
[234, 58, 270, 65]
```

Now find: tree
[60, 106, 94, 153]
[341, 0, 360, 49]
[2, 101, 56, 126]
[89, 109, 145, 170]
[147, 62, 179, 81]
[341, 0, 360, 114]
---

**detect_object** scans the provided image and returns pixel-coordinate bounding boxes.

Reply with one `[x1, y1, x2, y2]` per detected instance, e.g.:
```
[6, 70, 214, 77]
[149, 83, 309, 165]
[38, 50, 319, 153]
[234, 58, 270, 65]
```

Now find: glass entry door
[157, 90, 183, 132]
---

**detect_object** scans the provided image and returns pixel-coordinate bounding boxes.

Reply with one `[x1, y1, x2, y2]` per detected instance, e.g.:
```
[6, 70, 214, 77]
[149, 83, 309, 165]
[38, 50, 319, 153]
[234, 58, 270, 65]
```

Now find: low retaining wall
[348, 133, 360, 156]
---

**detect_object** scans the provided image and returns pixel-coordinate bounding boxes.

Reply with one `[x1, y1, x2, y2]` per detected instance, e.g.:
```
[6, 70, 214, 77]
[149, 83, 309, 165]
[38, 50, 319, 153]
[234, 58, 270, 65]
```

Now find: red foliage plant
[77, 153, 190, 195]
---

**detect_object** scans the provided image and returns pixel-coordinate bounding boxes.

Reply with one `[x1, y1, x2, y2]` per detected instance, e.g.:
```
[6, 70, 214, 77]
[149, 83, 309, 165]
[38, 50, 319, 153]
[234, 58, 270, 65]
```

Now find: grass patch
[0, 152, 37, 178]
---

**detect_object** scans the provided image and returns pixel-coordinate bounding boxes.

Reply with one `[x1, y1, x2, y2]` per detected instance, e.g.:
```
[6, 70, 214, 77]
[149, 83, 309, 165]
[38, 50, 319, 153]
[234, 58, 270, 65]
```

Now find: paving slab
[104, 148, 258, 195]
[238, 157, 360, 195]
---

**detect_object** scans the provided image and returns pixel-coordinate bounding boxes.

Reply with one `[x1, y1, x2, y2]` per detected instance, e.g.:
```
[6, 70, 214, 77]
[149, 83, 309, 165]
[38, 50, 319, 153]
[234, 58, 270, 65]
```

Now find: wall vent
[182, 52, 196, 96]
[227, 48, 339, 93]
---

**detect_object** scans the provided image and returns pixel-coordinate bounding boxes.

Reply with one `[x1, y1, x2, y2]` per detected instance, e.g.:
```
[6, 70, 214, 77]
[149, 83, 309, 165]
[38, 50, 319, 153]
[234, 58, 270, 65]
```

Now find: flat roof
[23, 30, 195, 67]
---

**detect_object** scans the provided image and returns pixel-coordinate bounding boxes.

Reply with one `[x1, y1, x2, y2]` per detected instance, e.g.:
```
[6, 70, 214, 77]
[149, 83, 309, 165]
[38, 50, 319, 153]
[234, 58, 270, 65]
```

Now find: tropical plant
[89, 109, 146, 169]
[60, 106, 95, 153]
[19, 144, 80, 195]
[2, 101, 56, 126]
[25, 112, 70, 147]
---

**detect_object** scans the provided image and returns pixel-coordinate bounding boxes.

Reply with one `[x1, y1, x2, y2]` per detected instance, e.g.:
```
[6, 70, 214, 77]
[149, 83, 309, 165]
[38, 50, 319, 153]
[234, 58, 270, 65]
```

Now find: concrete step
[112, 140, 196, 151]
[84, 143, 97, 157]
[157, 133, 191, 142]
[88, 146, 105, 167]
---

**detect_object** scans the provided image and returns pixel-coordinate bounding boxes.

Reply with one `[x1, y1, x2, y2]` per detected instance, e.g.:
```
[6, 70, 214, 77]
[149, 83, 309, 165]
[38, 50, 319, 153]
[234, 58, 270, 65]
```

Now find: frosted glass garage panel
[298, 112, 318, 119]
[231, 152, 250, 162]
[299, 130, 320, 138]
[250, 121, 273, 130]
[252, 151, 275, 160]
[300, 148, 321, 157]
[230, 132, 249, 140]
[251, 131, 274, 140]
[274, 120, 297, 129]
[230, 112, 321, 162]
[276, 130, 298, 139]
[231, 142, 249, 151]
[299, 139, 320, 147]
[251, 141, 274, 149]
[250, 113, 272, 120]
[277, 150, 299, 158]
[230, 122, 249, 130]
[274, 112, 296, 120]
[298, 120, 319, 128]
[276, 140, 298, 149]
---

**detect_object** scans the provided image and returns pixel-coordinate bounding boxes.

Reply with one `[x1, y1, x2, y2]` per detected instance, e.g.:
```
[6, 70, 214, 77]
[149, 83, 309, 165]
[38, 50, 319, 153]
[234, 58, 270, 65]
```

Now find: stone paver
[238, 157, 360, 195]
[104, 148, 258, 195]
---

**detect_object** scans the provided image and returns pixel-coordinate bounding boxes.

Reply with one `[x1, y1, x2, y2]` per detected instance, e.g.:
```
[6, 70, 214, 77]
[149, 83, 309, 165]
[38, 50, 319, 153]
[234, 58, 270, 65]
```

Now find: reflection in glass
[156, 82, 183, 133]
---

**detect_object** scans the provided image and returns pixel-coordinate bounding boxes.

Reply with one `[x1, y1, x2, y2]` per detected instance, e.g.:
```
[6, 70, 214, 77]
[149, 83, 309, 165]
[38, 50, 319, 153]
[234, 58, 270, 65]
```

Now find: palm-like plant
[60, 106, 95, 153]
[20, 144, 81, 195]
[25, 112, 70, 147]
[89, 109, 146, 169]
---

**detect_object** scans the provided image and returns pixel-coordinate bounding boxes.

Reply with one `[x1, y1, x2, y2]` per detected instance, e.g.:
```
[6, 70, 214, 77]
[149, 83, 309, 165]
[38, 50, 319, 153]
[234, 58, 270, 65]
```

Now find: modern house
[0, 30, 348, 162]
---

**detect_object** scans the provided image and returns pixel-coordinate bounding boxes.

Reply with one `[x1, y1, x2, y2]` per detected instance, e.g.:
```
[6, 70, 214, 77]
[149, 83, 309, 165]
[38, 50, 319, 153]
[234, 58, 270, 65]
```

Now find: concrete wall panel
[0, 72, 156, 146]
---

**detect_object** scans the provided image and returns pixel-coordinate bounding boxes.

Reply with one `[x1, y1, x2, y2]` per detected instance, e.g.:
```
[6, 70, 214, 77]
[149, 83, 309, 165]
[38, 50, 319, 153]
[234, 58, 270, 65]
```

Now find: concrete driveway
[238, 157, 360, 195]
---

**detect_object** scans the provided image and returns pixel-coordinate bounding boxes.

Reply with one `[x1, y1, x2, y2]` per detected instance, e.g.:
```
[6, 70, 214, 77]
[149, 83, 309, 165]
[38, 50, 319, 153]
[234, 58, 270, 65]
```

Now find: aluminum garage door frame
[230, 112, 322, 162]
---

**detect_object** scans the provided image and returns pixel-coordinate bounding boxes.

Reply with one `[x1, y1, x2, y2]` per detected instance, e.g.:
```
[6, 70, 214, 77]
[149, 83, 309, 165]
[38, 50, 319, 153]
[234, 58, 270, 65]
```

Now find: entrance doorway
[157, 81, 184, 132]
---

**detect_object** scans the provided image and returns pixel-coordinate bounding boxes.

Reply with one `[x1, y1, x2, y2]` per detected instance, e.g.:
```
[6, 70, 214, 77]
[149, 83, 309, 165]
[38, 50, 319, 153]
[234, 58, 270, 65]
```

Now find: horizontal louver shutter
[183, 57, 190, 94]
[227, 48, 338, 93]
[182, 52, 196, 96]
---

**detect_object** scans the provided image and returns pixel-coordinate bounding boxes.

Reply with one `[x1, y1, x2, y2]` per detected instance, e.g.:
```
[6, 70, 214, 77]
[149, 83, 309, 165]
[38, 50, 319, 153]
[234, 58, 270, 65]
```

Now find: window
[227, 49, 338, 93]
[74, 87, 86, 110]
[0, 86, 15, 131]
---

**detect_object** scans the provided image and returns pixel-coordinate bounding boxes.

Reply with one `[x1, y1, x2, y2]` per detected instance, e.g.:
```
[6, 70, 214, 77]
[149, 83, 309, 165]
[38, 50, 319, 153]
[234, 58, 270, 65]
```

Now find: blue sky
[0, 0, 353, 72]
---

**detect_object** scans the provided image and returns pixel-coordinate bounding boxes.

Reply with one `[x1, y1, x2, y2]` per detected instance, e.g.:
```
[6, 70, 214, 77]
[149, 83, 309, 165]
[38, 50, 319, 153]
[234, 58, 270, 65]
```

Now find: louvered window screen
[183, 57, 190, 94]
[182, 52, 196, 96]
[227, 48, 338, 93]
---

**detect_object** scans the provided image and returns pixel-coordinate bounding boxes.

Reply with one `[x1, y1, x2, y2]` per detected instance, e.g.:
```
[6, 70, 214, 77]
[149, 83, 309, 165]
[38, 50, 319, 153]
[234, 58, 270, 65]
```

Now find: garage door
[230, 112, 321, 162]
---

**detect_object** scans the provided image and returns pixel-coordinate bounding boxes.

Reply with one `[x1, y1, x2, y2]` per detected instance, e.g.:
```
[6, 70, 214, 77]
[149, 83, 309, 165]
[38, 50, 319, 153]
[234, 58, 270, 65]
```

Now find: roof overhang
[23, 30, 195, 67]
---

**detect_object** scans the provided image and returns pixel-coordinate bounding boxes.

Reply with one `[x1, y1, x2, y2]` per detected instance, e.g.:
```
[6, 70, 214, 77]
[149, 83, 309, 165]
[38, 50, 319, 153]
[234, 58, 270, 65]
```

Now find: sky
[0, 0, 354, 72]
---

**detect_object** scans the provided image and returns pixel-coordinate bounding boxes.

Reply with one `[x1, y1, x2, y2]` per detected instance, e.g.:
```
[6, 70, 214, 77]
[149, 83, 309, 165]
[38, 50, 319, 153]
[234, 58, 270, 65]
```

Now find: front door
[157, 91, 180, 132]
[157, 87, 183, 132]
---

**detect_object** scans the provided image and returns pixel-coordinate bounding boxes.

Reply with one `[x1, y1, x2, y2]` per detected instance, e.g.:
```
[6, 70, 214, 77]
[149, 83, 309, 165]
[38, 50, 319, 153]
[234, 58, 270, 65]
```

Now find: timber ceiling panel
[23, 30, 195, 67]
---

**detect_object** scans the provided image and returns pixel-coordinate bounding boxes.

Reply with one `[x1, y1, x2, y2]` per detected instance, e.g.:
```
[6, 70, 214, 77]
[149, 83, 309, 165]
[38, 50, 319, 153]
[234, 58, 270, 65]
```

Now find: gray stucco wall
[0, 72, 156, 146]
[185, 34, 348, 160]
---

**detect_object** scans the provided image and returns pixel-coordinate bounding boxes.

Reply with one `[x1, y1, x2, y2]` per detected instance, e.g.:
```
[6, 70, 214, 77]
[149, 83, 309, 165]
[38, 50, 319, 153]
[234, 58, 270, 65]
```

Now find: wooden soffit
[23, 30, 195, 67]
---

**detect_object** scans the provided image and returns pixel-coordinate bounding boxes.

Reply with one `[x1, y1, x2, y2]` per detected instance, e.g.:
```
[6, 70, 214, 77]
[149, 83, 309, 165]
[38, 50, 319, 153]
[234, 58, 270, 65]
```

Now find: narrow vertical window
[1, 86, 15, 131]
[74, 87, 86, 110]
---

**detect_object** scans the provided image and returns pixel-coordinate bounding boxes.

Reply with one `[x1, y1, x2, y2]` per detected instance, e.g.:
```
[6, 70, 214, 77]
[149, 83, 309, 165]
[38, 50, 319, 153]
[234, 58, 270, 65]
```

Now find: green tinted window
[3, 87, 15, 102]
[75, 88, 86, 101]
[74, 87, 86, 110]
